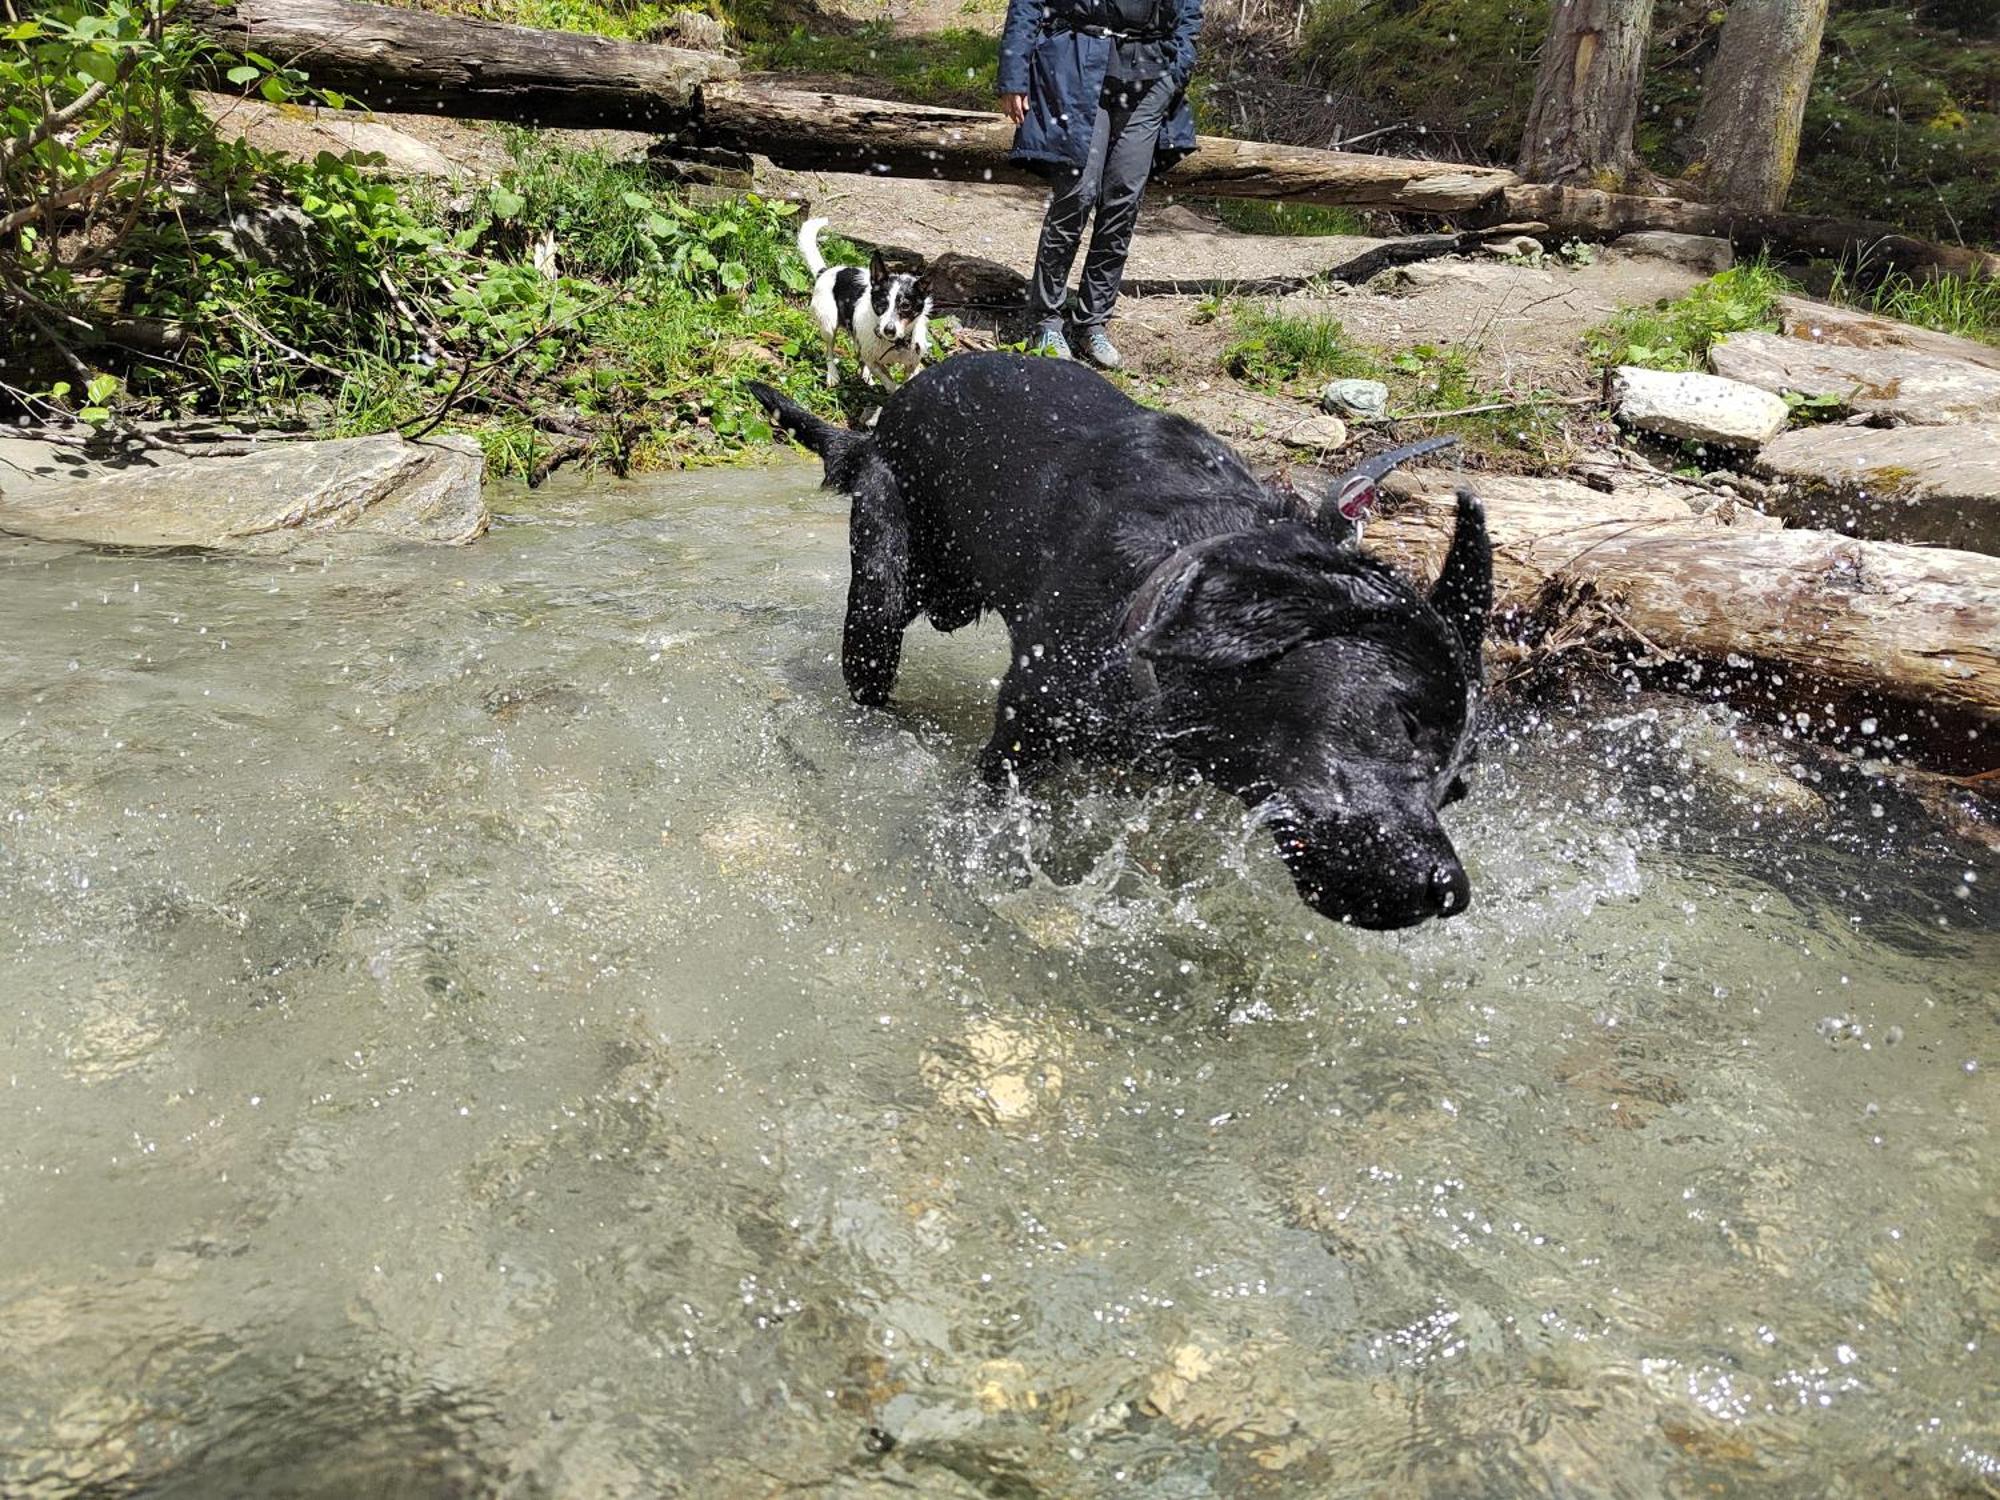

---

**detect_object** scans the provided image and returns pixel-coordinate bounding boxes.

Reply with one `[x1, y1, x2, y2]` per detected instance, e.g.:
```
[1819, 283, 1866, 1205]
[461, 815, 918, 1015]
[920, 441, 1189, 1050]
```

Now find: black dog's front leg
[841, 458, 916, 706]
[975, 661, 1064, 788]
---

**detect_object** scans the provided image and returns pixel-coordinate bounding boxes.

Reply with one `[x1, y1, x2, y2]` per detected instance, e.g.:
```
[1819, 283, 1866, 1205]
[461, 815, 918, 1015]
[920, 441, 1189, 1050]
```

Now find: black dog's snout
[1425, 860, 1471, 918]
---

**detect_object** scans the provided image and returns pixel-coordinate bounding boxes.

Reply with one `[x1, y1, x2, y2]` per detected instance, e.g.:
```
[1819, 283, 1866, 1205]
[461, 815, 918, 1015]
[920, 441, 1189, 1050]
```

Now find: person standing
[998, 0, 1202, 369]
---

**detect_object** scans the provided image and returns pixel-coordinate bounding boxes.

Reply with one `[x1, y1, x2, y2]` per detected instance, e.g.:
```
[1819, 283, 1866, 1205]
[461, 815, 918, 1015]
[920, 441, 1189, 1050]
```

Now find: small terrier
[797, 216, 933, 389]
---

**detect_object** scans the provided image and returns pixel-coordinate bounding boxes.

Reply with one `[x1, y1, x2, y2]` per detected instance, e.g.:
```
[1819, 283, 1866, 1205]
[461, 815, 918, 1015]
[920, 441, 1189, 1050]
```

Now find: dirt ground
[197, 67, 1705, 473]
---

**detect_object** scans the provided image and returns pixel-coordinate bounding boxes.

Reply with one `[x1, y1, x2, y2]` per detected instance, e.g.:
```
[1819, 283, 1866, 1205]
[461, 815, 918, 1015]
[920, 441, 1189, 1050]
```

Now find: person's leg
[1073, 77, 1175, 334]
[1028, 104, 1114, 328]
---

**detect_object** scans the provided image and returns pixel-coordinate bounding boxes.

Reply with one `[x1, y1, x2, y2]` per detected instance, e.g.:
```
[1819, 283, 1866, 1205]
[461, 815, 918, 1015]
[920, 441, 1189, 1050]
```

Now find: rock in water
[1611, 231, 1735, 273]
[1709, 331, 2000, 426]
[1608, 366, 1791, 448]
[1320, 379, 1389, 420]
[0, 432, 488, 549]
[1752, 423, 2000, 555]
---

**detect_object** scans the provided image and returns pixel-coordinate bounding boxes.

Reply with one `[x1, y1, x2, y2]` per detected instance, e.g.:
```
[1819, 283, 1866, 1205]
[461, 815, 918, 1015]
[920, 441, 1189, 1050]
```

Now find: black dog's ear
[1429, 488, 1493, 663]
[1134, 547, 1407, 670]
[868, 249, 889, 283]
[911, 272, 935, 309]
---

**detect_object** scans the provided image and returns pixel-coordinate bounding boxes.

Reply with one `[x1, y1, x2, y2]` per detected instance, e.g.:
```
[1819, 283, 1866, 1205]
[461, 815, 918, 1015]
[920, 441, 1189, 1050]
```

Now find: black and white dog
[797, 216, 934, 390]
[751, 353, 1494, 930]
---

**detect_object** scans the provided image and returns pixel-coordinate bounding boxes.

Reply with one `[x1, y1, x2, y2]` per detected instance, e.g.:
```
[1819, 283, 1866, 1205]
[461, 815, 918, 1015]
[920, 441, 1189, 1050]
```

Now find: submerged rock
[1752, 423, 2000, 554]
[0, 432, 488, 549]
[920, 1018, 1065, 1125]
[1609, 365, 1790, 448]
[1709, 330, 2000, 426]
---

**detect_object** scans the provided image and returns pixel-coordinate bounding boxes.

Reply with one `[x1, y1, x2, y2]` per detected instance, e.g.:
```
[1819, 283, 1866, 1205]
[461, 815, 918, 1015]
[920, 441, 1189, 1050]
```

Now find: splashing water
[0, 464, 1994, 1498]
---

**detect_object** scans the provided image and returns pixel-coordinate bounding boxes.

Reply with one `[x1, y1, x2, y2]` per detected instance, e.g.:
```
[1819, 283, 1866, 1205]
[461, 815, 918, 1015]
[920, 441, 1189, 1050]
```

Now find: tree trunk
[1684, 0, 1831, 213]
[186, 0, 732, 130]
[1517, 0, 1657, 188]
[695, 82, 1516, 213]
[1372, 477, 2000, 772]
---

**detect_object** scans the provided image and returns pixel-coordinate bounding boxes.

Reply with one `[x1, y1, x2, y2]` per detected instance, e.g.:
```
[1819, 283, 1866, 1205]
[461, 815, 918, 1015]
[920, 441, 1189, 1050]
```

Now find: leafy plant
[1586, 261, 1794, 372]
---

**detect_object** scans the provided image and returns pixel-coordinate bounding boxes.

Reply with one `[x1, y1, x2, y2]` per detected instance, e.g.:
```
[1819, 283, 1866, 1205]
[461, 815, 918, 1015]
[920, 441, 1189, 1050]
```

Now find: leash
[1326, 434, 1459, 544]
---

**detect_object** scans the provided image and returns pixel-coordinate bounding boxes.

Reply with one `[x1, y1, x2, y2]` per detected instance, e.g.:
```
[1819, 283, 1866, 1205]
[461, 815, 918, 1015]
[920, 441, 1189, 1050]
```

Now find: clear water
[1, 465, 1995, 1500]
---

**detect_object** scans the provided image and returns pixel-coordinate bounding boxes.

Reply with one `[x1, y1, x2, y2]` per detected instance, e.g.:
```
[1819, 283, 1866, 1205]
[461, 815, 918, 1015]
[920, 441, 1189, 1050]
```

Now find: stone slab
[1776, 295, 2000, 374]
[1751, 423, 2000, 555]
[1609, 365, 1791, 448]
[0, 432, 488, 550]
[1709, 330, 2000, 426]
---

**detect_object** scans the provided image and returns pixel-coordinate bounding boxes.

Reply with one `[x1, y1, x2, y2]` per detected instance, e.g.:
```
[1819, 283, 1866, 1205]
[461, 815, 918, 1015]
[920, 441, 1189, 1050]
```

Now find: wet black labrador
[750, 352, 1493, 929]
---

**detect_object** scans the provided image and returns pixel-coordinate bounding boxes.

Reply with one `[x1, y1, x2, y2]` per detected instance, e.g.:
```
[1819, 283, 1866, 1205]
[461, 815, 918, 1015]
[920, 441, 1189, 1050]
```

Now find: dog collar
[1118, 534, 1238, 701]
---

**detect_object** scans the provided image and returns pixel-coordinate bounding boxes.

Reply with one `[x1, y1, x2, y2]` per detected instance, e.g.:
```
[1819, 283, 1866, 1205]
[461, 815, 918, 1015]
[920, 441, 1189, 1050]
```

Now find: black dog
[750, 353, 1493, 929]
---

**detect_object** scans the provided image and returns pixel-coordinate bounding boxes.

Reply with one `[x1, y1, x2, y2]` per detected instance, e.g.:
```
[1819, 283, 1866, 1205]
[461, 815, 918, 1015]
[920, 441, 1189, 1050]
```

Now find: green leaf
[85, 374, 119, 404]
[79, 406, 111, 424]
[322, 90, 347, 110]
[3, 21, 42, 40]
[260, 76, 289, 103]
[718, 261, 749, 291]
[226, 64, 260, 85]
[490, 185, 525, 220]
[621, 190, 654, 211]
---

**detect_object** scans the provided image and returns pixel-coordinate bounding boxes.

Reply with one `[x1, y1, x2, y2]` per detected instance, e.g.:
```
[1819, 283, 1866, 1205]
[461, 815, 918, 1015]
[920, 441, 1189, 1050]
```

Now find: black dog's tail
[747, 382, 865, 466]
[745, 382, 913, 707]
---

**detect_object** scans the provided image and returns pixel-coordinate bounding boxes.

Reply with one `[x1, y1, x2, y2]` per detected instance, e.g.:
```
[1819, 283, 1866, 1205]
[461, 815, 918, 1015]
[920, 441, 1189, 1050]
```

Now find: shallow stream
[1, 465, 1995, 1498]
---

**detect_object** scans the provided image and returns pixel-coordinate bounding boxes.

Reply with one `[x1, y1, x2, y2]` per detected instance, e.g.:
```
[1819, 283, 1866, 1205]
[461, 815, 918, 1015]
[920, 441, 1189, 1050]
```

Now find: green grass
[744, 21, 1000, 108]
[1223, 304, 1380, 385]
[1221, 303, 1572, 466]
[1204, 199, 1371, 238]
[1585, 262, 1794, 372]
[375, 0, 692, 40]
[1857, 270, 2000, 346]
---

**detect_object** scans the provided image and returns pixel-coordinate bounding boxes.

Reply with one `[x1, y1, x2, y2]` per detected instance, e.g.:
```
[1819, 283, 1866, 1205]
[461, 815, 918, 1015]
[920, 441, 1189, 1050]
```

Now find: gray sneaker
[1029, 318, 1071, 359]
[1076, 325, 1123, 370]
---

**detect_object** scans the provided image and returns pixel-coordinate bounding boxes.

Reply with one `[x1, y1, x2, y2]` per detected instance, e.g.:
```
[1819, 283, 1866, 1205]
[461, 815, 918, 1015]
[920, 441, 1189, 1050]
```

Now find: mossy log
[1372, 477, 2000, 771]
[186, 0, 733, 130]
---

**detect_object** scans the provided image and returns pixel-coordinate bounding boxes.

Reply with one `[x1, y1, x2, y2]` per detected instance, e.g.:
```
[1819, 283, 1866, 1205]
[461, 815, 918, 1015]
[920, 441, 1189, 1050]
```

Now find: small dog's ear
[911, 273, 935, 310]
[868, 249, 889, 283]
[1429, 488, 1492, 664]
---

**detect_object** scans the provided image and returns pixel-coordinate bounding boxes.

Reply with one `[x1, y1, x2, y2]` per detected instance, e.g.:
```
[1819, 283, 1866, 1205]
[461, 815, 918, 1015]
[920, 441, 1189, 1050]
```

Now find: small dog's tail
[796, 215, 831, 280]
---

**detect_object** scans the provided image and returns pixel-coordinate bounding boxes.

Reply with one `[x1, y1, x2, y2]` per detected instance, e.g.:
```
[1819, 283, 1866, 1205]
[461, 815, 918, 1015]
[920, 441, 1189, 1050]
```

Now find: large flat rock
[1752, 423, 2000, 555]
[0, 432, 488, 550]
[1609, 364, 1790, 448]
[1776, 295, 2000, 374]
[1709, 330, 2000, 425]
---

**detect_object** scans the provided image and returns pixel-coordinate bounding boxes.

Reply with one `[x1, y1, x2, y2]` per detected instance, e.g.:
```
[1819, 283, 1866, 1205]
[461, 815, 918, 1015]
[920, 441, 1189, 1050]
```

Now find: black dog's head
[868, 251, 933, 348]
[1129, 490, 1493, 929]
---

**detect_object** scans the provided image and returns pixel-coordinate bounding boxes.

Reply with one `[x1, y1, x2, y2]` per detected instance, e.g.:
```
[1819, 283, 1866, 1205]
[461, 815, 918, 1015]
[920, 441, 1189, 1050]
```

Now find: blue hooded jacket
[997, 0, 1202, 174]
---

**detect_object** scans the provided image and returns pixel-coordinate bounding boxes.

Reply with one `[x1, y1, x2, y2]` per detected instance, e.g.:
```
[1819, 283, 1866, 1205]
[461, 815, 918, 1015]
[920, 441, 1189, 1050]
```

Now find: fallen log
[690, 81, 1517, 213]
[1482, 185, 2000, 283]
[186, 0, 733, 130]
[1366, 476, 2000, 772]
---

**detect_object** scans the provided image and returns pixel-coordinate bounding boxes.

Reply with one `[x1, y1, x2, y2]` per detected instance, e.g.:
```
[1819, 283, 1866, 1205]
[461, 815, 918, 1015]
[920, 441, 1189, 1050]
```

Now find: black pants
[1029, 75, 1175, 330]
